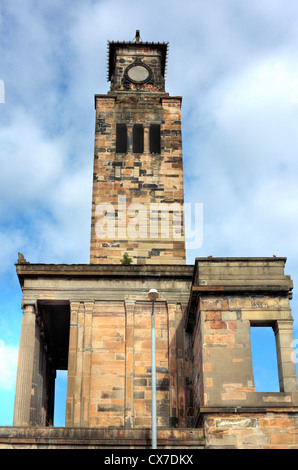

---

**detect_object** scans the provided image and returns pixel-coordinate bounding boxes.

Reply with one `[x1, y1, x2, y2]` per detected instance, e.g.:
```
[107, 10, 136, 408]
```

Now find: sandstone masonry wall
[203, 411, 298, 448]
[90, 94, 185, 265]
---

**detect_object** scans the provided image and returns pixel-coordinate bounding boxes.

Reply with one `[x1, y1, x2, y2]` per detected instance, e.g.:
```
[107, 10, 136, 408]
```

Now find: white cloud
[184, 51, 298, 264]
[0, 230, 25, 274]
[0, 111, 66, 212]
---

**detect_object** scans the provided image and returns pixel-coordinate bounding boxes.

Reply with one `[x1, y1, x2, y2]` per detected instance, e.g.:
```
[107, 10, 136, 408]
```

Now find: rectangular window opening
[116, 123, 127, 153]
[250, 324, 280, 392]
[150, 124, 161, 154]
[133, 124, 144, 153]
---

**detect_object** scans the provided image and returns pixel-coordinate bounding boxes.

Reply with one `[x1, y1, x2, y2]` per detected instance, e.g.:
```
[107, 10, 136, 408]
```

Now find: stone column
[127, 124, 133, 153]
[143, 124, 150, 153]
[13, 304, 36, 426]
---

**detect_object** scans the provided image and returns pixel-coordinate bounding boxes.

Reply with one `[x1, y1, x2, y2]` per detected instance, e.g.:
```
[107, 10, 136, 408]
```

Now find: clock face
[127, 65, 150, 83]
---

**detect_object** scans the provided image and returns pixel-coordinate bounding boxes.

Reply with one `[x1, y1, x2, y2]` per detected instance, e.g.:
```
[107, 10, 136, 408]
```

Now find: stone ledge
[15, 263, 194, 287]
[198, 405, 298, 414]
[186, 257, 293, 332]
[0, 427, 205, 449]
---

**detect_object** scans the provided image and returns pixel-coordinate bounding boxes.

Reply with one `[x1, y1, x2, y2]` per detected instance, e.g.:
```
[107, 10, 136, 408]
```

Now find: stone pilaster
[274, 320, 298, 392]
[124, 300, 135, 428]
[65, 301, 80, 426]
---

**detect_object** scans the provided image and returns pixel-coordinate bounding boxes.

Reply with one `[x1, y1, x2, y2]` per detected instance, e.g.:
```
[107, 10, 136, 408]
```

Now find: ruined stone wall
[187, 258, 298, 448]
[194, 295, 255, 411]
[192, 293, 298, 417]
[66, 298, 193, 428]
[13, 263, 194, 430]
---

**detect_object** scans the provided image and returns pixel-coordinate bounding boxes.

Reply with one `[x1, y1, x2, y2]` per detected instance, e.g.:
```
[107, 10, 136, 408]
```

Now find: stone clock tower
[8, 33, 298, 450]
[90, 32, 185, 265]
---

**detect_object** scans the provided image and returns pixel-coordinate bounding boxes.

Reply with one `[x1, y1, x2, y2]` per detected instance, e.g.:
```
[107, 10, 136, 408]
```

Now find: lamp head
[148, 289, 159, 301]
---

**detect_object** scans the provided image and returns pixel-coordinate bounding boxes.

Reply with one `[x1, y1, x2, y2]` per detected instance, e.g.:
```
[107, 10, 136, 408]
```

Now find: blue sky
[1, 0, 298, 426]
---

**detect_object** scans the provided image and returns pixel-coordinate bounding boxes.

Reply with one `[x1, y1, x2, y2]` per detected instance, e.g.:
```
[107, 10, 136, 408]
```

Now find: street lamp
[148, 288, 159, 449]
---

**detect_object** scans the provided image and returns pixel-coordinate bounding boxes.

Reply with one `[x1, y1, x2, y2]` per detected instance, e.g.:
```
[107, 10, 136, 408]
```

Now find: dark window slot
[116, 123, 127, 153]
[133, 124, 144, 153]
[150, 124, 161, 154]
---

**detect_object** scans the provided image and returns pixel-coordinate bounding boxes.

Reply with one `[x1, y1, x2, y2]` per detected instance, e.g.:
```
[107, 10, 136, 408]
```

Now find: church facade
[5, 34, 298, 449]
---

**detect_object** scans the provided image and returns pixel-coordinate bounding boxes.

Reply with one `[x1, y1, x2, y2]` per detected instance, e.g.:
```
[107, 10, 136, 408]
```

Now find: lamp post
[148, 288, 159, 449]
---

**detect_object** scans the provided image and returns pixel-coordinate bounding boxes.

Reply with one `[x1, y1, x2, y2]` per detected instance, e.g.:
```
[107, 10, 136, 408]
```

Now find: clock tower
[90, 32, 186, 264]
[10, 32, 298, 449]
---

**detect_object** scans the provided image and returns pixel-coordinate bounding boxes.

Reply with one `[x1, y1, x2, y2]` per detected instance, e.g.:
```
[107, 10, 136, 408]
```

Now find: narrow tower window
[116, 123, 127, 153]
[133, 124, 144, 153]
[150, 124, 161, 154]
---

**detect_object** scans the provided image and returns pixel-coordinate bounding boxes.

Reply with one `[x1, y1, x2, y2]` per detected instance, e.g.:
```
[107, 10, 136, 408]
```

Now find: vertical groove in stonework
[168, 303, 178, 426]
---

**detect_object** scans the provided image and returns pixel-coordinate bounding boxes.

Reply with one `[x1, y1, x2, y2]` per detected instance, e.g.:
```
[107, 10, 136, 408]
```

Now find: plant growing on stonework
[120, 252, 132, 265]
[111, 83, 121, 91]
